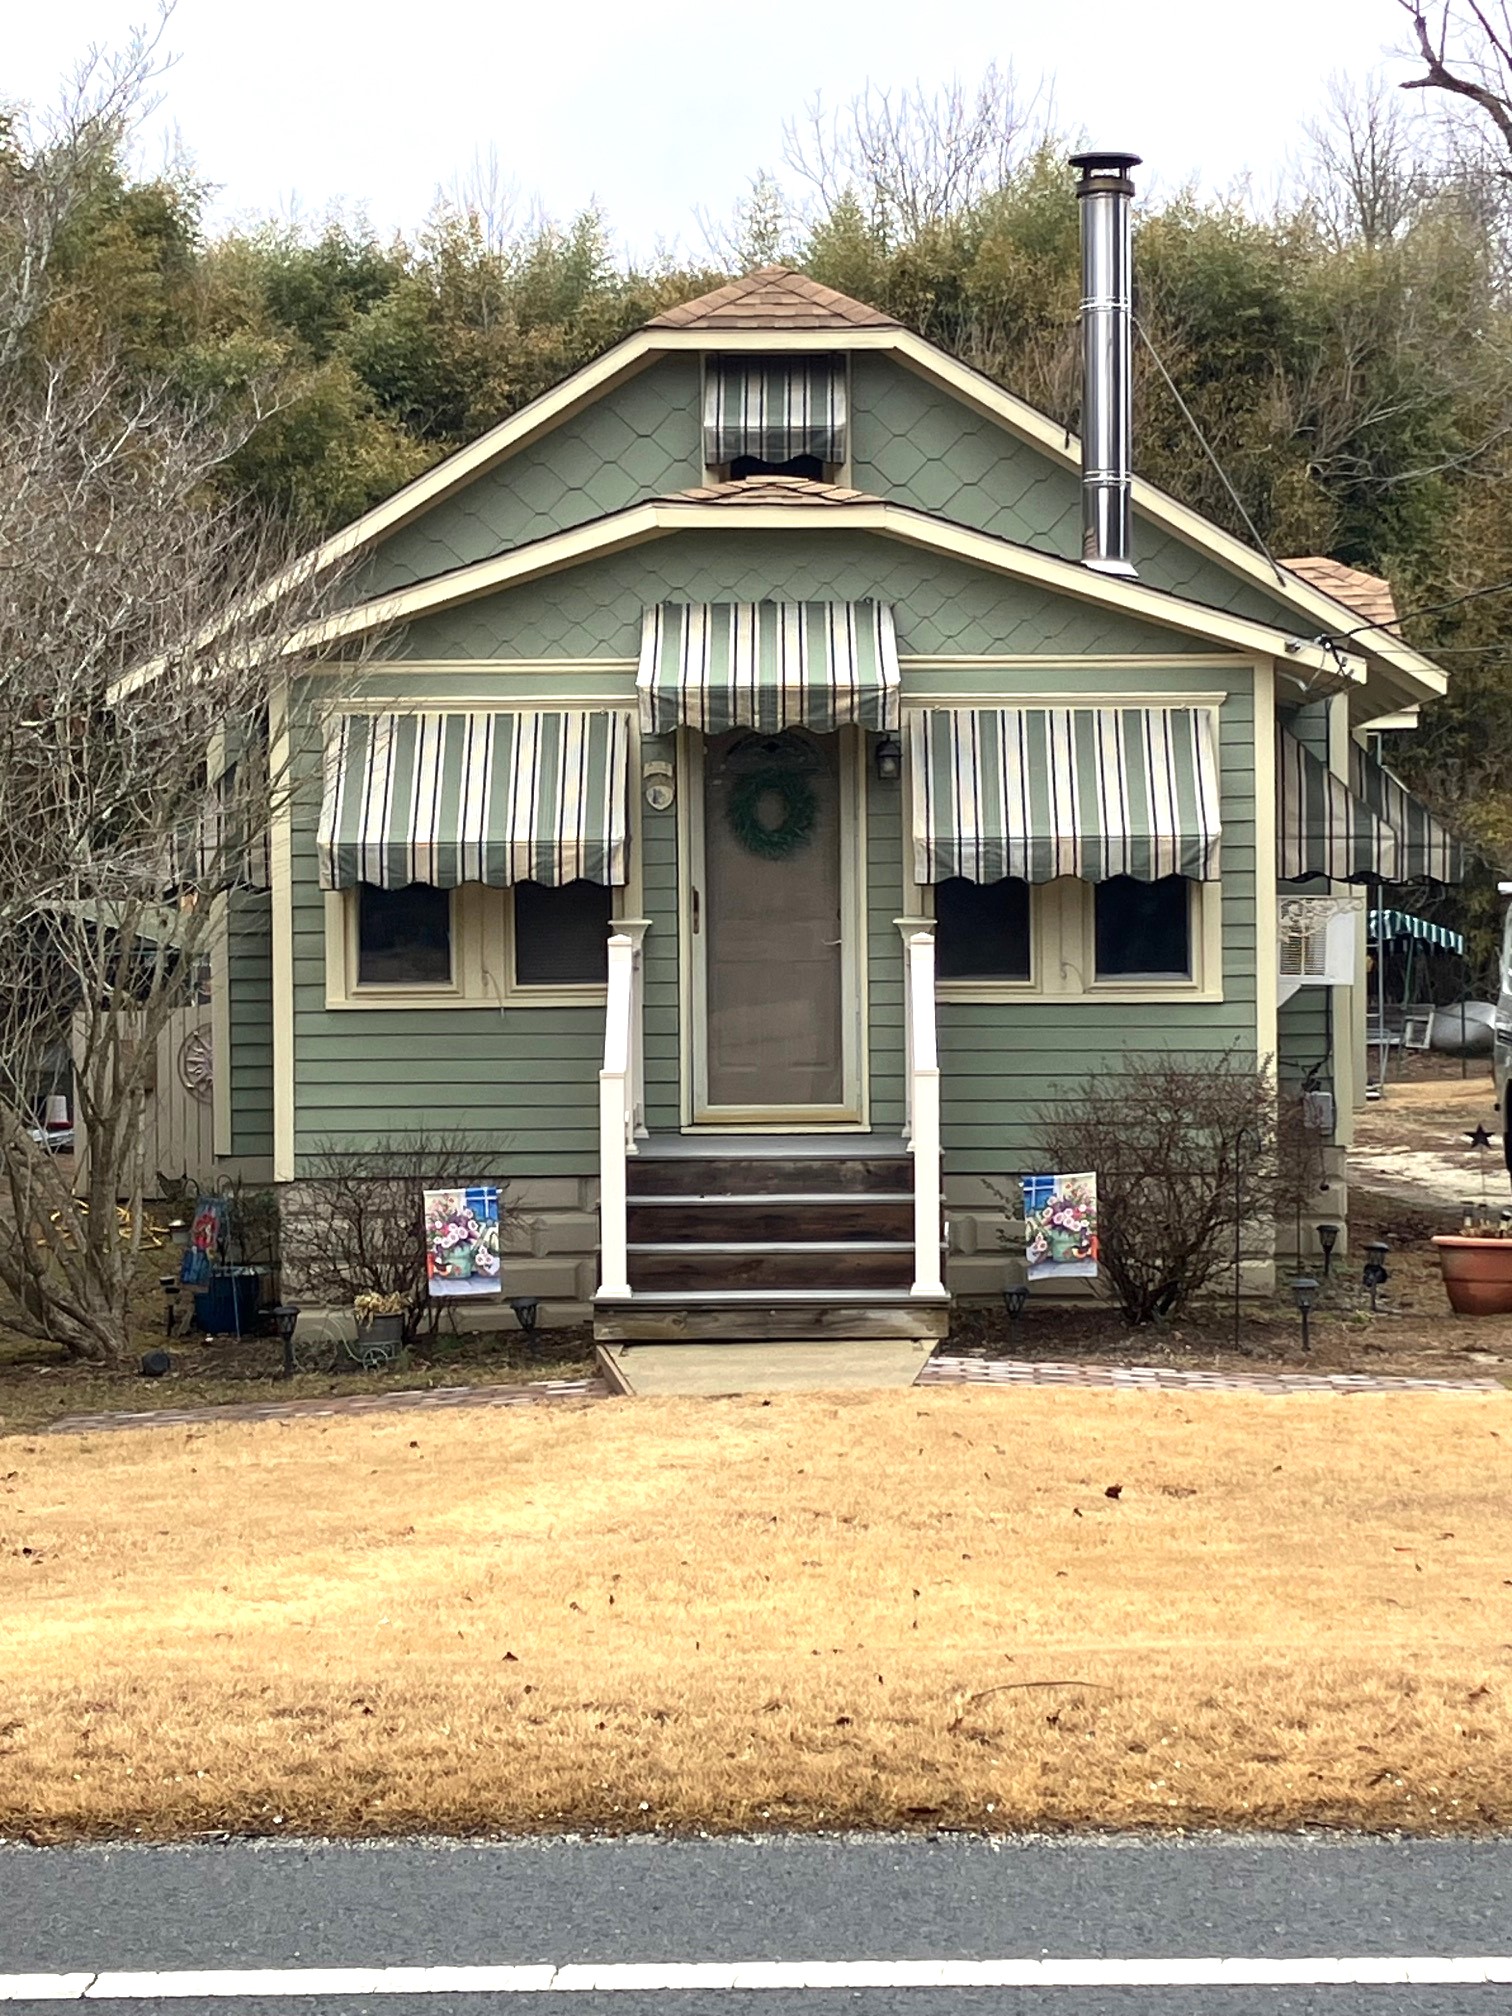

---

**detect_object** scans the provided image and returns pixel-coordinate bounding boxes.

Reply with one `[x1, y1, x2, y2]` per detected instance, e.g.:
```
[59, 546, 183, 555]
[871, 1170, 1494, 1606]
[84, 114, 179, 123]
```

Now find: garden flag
[1021, 1173, 1099, 1281]
[423, 1187, 502, 1298]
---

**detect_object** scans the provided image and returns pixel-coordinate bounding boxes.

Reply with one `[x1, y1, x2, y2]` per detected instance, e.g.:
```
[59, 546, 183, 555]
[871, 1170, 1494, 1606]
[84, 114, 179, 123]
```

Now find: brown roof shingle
[1282, 556, 1399, 632]
[663, 475, 883, 508]
[647, 266, 900, 332]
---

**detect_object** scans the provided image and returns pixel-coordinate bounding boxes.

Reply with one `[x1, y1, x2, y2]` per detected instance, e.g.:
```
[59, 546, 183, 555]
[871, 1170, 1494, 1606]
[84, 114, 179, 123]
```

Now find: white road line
[0, 1957, 1509, 1998]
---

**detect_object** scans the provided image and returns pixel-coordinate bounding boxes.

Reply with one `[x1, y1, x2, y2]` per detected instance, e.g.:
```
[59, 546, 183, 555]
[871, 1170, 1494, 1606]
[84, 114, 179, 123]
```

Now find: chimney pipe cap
[1070, 149, 1141, 196]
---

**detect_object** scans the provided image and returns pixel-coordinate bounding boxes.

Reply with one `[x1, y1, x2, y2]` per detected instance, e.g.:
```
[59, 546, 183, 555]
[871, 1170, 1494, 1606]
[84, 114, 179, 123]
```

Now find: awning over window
[703, 359, 846, 467]
[1350, 743, 1465, 883]
[1277, 727, 1399, 883]
[317, 710, 630, 891]
[638, 601, 899, 735]
[908, 706, 1223, 886]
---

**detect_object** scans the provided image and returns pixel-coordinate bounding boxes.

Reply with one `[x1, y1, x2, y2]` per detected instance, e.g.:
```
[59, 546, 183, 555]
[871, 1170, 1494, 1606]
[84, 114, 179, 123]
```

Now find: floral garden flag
[423, 1186, 502, 1298]
[1021, 1172, 1099, 1281]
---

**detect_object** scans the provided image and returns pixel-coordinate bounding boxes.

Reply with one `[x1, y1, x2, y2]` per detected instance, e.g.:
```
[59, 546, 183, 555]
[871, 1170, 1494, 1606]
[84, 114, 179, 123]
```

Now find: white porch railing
[903, 927, 945, 1299]
[597, 929, 642, 1303]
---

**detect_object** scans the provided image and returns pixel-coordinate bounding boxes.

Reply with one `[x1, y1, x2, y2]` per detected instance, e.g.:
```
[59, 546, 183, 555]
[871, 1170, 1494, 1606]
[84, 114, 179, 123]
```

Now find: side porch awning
[908, 706, 1222, 884]
[317, 710, 630, 890]
[1350, 743, 1465, 883]
[1277, 726, 1399, 883]
[638, 600, 900, 735]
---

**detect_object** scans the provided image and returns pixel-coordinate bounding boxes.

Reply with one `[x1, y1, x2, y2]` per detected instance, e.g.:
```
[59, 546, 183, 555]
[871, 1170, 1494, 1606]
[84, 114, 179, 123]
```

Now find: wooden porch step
[627, 1155, 912, 1197]
[627, 1240, 916, 1292]
[626, 1195, 914, 1243]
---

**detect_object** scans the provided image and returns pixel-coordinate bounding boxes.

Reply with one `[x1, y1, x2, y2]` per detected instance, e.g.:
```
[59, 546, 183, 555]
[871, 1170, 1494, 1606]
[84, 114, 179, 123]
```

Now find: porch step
[595, 1288, 950, 1344]
[627, 1239, 916, 1292]
[627, 1154, 912, 1197]
[626, 1195, 914, 1244]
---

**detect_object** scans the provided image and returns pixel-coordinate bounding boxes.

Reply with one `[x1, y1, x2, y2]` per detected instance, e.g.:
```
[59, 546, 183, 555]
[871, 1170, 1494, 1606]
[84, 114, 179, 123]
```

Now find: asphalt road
[1, 1833, 1510, 2012]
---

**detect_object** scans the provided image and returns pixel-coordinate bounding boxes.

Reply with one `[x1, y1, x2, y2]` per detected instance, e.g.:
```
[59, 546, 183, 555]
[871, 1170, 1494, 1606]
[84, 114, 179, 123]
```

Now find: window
[935, 876, 1032, 982]
[356, 882, 451, 986]
[1094, 875, 1192, 980]
[513, 879, 611, 987]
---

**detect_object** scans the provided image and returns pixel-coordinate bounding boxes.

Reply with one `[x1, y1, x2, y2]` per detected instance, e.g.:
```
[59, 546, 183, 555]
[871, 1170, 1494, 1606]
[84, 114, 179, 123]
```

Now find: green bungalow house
[219, 152, 1461, 1341]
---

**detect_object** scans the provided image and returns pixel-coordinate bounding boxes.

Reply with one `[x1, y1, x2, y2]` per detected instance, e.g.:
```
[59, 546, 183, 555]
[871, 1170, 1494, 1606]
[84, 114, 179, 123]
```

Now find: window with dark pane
[514, 879, 612, 986]
[356, 882, 451, 985]
[1094, 875, 1192, 979]
[934, 876, 1032, 981]
[729, 453, 825, 481]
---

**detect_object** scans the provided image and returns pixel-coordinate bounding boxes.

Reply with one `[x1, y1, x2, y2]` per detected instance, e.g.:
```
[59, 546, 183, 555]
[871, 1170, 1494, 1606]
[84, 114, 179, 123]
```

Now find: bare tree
[1304, 71, 1431, 245]
[1399, 2, 1512, 168]
[696, 170, 797, 273]
[0, 39, 353, 1364]
[782, 64, 1052, 246]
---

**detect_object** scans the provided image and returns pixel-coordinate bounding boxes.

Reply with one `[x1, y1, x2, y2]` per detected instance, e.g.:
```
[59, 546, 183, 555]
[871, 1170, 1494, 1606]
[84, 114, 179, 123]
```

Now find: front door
[691, 728, 861, 1124]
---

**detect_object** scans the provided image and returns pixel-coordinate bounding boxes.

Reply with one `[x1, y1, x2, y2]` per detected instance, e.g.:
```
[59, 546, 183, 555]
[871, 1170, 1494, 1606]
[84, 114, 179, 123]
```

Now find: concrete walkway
[920, 1353, 1507, 1395]
[597, 1339, 933, 1396]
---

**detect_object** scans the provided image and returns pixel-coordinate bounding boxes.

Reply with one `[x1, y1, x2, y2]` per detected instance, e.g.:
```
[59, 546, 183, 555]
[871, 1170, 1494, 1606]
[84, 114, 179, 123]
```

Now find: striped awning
[638, 601, 899, 735]
[317, 711, 630, 891]
[703, 360, 846, 467]
[908, 706, 1222, 885]
[1278, 727, 1399, 883]
[1369, 908, 1466, 954]
[1350, 743, 1465, 883]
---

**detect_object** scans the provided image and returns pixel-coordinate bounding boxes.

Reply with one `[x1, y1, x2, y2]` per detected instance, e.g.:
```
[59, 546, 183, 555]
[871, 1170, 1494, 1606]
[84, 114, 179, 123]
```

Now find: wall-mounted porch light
[874, 734, 903, 784]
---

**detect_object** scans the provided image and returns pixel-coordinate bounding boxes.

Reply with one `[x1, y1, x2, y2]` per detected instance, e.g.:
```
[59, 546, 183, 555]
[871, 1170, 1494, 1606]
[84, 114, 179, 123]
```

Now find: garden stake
[1234, 1124, 1261, 1354]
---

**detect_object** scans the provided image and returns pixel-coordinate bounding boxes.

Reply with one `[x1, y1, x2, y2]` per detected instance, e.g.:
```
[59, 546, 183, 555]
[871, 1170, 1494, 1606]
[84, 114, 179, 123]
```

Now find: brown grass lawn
[2, 1387, 1510, 1841]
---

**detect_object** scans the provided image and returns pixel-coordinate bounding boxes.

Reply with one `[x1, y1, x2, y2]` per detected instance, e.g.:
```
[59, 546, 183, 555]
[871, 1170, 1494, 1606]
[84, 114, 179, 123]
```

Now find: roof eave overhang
[293, 498, 1367, 686]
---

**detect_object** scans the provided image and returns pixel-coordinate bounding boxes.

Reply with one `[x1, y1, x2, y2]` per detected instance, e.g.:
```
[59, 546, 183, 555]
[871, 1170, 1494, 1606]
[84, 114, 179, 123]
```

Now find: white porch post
[904, 928, 944, 1299]
[612, 917, 651, 1142]
[597, 932, 635, 1302]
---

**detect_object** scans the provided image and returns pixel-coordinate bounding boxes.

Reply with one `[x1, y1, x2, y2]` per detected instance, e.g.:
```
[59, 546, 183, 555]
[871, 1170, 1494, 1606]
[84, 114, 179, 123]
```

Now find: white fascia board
[298, 497, 1366, 683]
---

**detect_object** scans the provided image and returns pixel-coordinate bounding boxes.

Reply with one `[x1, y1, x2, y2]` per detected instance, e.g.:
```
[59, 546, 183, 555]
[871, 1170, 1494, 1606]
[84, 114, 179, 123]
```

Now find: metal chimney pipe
[1070, 149, 1141, 578]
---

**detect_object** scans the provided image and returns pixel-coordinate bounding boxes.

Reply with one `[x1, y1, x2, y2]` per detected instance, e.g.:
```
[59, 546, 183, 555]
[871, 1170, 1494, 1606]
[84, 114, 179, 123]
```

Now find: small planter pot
[1432, 1236, 1512, 1316]
[351, 1313, 406, 1365]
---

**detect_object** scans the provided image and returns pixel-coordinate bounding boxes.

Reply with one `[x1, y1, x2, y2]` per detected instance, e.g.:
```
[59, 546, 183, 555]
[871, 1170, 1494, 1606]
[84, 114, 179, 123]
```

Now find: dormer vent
[703, 358, 846, 474]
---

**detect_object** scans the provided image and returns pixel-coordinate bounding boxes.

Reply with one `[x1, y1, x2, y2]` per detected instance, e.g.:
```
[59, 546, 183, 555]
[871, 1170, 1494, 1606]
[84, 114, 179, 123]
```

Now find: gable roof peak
[647, 265, 900, 333]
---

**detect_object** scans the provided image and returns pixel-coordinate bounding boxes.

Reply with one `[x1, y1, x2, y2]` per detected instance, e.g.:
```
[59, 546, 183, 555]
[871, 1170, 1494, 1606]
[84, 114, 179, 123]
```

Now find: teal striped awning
[1278, 726, 1399, 883]
[703, 360, 846, 467]
[908, 706, 1223, 885]
[1350, 743, 1465, 883]
[1369, 908, 1466, 954]
[317, 711, 630, 891]
[638, 601, 899, 735]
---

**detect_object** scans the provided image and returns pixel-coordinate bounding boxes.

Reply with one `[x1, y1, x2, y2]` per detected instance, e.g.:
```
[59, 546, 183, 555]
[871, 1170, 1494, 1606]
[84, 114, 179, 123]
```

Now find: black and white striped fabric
[638, 601, 899, 735]
[1277, 726, 1399, 882]
[1349, 742, 1465, 883]
[703, 360, 846, 466]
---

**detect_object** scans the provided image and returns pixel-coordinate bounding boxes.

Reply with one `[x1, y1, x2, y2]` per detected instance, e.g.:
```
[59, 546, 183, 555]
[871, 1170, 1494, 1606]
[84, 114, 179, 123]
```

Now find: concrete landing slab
[597, 1339, 933, 1397]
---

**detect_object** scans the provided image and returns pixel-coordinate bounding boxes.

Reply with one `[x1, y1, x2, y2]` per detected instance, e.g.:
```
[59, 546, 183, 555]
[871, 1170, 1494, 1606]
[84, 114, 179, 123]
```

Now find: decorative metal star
[1465, 1124, 1495, 1150]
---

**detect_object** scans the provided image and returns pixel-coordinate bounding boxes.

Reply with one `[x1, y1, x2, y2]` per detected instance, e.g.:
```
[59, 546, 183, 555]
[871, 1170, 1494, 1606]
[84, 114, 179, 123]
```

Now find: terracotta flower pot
[1432, 1235, 1512, 1316]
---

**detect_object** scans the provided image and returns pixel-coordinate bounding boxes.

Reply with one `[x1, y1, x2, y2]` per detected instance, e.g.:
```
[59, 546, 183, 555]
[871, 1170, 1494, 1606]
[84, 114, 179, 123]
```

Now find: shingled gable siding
[847, 355, 1325, 636]
[357, 359, 703, 599]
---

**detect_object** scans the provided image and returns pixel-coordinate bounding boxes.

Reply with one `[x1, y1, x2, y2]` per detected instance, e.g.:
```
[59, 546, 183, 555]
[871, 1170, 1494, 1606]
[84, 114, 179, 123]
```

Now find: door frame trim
[677, 726, 869, 1131]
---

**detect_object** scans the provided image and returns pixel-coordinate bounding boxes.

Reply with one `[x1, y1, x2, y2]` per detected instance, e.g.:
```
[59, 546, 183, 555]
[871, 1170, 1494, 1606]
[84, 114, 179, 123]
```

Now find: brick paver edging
[38, 1377, 608, 1436]
[920, 1354, 1507, 1395]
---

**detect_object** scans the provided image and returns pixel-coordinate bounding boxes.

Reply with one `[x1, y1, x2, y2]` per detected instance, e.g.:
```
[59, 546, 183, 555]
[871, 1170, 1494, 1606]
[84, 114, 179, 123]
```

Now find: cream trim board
[302, 500, 1369, 686]
[899, 689, 1232, 711]
[897, 654, 1250, 671]
[269, 682, 297, 1185]
[1253, 659, 1280, 1081]
[322, 884, 610, 1012]
[336, 659, 640, 679]
[209, 892, 233, 1158]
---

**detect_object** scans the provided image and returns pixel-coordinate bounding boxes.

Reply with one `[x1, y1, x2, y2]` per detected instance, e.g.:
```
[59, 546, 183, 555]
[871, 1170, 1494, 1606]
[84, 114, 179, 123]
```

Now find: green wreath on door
[725, 765, 819, 861]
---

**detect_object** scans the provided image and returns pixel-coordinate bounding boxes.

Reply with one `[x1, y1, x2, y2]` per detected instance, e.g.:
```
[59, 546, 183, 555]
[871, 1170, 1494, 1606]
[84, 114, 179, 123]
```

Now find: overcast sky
[7, 0, 1426, 257]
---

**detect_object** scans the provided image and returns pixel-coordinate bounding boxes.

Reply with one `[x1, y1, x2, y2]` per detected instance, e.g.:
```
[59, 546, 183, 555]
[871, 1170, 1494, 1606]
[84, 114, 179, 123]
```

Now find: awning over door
[638, 601, 900, 735]
[1350, 743, 1465, 883]
[908, 706, 1223, 885]
[1277, 726, 1399, 883]
[317, 710, 630, 890]
[703, 360, 846, 467]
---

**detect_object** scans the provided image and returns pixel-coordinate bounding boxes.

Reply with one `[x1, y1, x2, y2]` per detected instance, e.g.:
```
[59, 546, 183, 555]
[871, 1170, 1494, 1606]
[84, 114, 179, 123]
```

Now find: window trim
[931, 877, 1224, 1005]
[323, 884, 612, 1010]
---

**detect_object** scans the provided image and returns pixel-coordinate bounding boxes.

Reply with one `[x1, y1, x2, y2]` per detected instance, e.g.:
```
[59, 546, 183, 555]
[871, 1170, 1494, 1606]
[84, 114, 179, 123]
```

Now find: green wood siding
[395, 529, 1212, 662]
[359, 360, 703, 597]
[849, 356, 1320, 634]
[225, 890, 274, 1161]
[930, 661, 1259, 1175]
[866, 773, 906, 1131]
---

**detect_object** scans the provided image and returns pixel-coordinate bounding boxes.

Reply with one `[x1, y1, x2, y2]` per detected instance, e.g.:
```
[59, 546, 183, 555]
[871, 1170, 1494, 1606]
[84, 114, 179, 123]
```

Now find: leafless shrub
[1026, 1053, 1323, 1327]
[283, 1138, 515, 1346]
